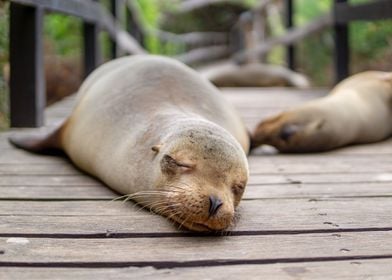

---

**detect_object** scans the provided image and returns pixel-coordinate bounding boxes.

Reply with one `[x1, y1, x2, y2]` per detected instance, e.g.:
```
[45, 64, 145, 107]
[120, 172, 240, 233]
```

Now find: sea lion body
[252, 71, 392, 152]
[10, 55, 250, 231]
[201, 62, 310, 88]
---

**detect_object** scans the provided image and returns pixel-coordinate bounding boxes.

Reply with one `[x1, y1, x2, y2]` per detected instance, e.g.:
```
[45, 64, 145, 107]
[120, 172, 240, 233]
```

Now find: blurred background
[1, 0, 391, 130]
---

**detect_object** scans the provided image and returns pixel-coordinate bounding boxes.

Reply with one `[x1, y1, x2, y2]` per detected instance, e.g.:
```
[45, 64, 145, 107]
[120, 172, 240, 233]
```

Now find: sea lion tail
[8, 125, 64, 155]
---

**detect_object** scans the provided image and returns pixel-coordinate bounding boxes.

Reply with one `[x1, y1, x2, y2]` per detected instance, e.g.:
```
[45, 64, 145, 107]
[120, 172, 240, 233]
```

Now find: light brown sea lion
[9, 55, 250, 232]
[200, 62, 310, 88]
[251, 71, 392, 153]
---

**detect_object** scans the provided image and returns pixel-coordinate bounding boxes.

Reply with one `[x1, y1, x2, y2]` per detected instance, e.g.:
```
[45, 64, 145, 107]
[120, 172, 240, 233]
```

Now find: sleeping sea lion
[200, 62, 310, 88]
[9, 55, 250, 232]
[251, 71, 392, 152]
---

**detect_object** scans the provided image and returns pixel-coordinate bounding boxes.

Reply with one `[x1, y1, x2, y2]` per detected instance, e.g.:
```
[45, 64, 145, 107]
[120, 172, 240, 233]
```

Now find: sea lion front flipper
[8, 125, 64, 155]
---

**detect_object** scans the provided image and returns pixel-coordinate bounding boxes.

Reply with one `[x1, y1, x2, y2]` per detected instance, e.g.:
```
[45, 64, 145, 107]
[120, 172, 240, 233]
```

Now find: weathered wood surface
[1, 198, 392, 234]
[2, 231, 392, 263]
[1, 87, 392, 278]
[2, 259, 392, 280]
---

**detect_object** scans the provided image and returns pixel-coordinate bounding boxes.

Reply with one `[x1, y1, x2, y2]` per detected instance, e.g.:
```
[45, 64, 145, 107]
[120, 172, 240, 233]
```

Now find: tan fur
[11, 55, 250, 232]
[252, 71, 392, 153]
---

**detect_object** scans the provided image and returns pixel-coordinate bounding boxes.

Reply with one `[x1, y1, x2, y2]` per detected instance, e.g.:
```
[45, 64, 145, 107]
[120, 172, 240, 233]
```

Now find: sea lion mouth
[179, 220, 226, 232]
[169, 214, 231, 232]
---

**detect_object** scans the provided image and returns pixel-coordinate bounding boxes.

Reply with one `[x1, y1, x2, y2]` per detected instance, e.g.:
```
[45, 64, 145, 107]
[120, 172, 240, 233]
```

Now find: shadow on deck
[1, 88, 392, 279]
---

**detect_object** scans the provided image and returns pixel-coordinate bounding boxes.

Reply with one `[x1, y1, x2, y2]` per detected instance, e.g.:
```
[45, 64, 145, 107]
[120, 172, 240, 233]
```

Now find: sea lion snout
[208, 195, 223, 217]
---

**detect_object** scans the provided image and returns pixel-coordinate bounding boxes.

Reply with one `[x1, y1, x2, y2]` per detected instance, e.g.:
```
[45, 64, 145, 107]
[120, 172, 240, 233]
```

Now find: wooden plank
[2, 182, 392, 201]
[1, 232, 392, 264]
[248, 156, 392, 174]
[0, 175, 101, 186]
[0, 171, 390, 187]
[251, 141, 392, 155]
[1, 198, 392, 234]
[248, 173, 392, 185]
[244, 182, 392, 200]
[0, 150, 67, 164]
[0, 185, 116, 200]
[0, 155, 390, 175]
[2, 259, 392, 279]
[0, 163, 80, 175]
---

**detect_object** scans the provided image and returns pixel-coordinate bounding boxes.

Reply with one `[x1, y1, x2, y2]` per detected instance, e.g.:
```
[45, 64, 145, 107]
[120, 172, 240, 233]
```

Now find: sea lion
[251, 71, 392, 153]
[200, 62, 310, 88]
[9, 55, 250, 232]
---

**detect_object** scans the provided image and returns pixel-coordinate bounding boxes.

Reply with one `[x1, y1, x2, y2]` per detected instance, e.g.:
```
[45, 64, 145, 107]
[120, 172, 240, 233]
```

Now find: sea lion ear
[279, 124, 300, 141]
[315, 119, 326, 130]
[151, 144, 162, 153]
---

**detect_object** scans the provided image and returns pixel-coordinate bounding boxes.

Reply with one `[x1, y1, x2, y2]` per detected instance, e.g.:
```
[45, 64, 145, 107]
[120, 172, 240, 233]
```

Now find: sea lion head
[149, 123, 249, 232]
[251, 109, 337, 153]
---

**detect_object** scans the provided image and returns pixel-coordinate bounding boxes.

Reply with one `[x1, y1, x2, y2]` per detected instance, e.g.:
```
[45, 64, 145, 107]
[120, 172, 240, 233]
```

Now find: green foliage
[44, 14, 82, 57]
[136, 0, 186, 55]
[136, 0, 161, 54]
[295, 0, 332, 26]
[351, 21, 392, 58]
[293, 0, 392, 85]
[0, 3, 9, 130]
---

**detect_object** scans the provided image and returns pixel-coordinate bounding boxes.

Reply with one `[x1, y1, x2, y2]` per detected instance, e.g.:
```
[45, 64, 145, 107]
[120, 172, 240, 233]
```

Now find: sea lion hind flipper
[8, 125, 64, 155]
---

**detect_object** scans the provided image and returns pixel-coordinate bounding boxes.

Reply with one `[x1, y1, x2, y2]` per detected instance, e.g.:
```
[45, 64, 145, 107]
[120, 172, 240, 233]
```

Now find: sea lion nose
[208, 195, 223, 217]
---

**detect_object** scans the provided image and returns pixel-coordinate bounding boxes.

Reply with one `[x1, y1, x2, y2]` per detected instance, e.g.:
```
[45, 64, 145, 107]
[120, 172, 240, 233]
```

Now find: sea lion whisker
[144, 201, 172, 213]
[178, 213, 193, 230]
[154, 203, 183, 215]
[121, 192, 169, 203]
[111, 194, 131, 201]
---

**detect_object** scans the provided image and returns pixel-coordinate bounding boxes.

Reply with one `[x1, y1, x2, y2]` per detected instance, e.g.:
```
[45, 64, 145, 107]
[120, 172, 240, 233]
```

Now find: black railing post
[334, 0, 350, 83]
[10, 3, 45, 127]
[110, 0, 119, 59]
[285, 0, 295, 70]
[83, 0, 101, 77]
[126, 5, 144, 47]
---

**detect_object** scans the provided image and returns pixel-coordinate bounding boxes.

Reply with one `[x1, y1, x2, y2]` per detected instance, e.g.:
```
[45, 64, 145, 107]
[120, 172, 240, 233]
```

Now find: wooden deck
[1, 88, 392, 279]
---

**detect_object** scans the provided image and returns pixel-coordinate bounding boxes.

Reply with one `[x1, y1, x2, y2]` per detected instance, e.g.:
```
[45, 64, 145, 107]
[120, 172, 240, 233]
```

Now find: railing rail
[7, 0, 392, 128]
[231, 0, 392, 84]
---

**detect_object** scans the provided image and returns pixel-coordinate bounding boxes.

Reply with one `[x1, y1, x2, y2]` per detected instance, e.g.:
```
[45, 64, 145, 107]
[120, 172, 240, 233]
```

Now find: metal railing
[8, 0, 392, 128]
[9, 0, 144, 127]
[232, 0, 392, 83]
